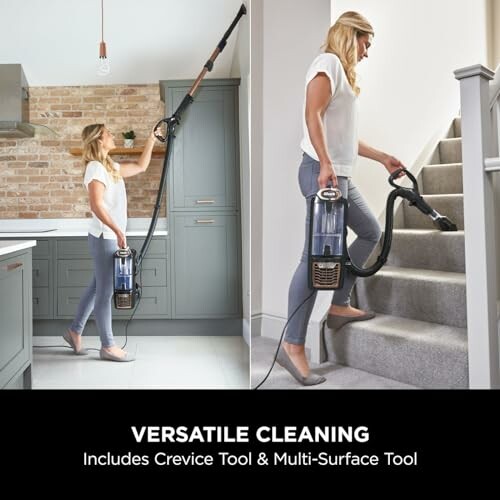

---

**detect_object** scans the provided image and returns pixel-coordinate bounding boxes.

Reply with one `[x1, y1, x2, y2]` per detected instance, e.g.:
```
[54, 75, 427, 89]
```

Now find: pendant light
[98, 0, 110, 76]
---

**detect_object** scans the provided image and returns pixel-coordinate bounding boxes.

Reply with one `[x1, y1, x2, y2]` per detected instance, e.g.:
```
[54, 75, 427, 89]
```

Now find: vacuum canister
[113, 247, 137, 309]
[308, 187, 347, 290]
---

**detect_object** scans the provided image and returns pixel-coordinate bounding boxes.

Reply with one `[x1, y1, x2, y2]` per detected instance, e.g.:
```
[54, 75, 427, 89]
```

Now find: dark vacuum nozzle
[434, 216, 457, 232]
[239, 4, 247, 15]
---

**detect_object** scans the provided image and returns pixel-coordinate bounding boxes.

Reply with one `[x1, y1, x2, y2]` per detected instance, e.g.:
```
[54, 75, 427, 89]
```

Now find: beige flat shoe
[99, 348, 135, 362]
[326, 311, 376, 330]
[276, 347, 326, 386]
[62, 330, 88, 355]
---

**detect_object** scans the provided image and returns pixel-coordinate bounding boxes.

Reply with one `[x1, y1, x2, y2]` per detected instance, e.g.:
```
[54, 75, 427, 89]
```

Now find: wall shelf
[69, 147, 166, 156]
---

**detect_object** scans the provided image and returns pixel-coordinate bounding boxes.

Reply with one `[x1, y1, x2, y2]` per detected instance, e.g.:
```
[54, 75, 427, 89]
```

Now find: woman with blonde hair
[63, 124, 156, 361]
[278, 12, 405, 385]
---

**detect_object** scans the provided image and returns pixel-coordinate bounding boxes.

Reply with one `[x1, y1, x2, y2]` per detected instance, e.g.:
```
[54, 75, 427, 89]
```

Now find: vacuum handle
[153, 119, 168, 143]
[388, 167, 420, 193]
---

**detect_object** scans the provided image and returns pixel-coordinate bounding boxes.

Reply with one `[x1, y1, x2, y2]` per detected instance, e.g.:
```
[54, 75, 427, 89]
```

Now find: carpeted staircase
[323, 118, 469, 388]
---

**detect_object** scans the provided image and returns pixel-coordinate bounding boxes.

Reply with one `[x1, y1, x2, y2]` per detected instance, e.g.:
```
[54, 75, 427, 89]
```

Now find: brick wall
[0, 84, 166, 219]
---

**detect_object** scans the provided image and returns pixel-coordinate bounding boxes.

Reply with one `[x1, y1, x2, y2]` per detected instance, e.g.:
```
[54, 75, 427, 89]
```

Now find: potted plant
[122, 130, 136, 148]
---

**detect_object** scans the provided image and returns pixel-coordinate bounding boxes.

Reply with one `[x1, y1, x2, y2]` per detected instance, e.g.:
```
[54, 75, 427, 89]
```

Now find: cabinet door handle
[196, 200, 216, 204]
[195, 219, 215, 224]
[2, 262, 22, 272]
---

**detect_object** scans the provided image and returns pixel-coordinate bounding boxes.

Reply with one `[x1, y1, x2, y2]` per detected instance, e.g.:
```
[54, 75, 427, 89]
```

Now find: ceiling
[0, 0, 244, 86]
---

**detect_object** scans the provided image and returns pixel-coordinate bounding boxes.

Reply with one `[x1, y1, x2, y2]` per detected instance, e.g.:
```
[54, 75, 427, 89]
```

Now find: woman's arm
[358, 140, 405, 177]
[120, 131, 156, 178]
[88, 180, 127, 248]
[305, 73, 337, 188]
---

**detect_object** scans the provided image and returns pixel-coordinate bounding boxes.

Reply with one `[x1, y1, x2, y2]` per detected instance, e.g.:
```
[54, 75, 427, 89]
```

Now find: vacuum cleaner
[113, 247, 137, 309]
[309, 168, 457, 289]
[112, 4, 247, 310]
[253, 168, 457, 389]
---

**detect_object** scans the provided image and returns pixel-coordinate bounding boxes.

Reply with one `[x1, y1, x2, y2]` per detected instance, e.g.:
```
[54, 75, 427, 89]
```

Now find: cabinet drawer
[136, 259, 167, 287]
[58, 259, 93, 287]
[57, 238, 166, 257]
[113, 287, 169, 317]
[33, 240, 50, 257]
[128, 238, 167, 257]
[57, 239, 90, 257]
[33, 287, 50, 317]
[57, 286, 169, 317]
[57, 258, 166, 287]
[33, 259, 49, 287]
[176, 214, 232, 228]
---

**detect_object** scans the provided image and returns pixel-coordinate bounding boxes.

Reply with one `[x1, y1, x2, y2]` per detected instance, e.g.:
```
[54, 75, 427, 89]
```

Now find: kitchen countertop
[0, 218, 168, 238]
[0, 240, 36, 257]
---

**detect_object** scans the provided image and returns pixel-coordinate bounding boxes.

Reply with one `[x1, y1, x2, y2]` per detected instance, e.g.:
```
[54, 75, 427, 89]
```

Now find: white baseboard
[242, 318, 250, 346]
[250, 311, 325, 364]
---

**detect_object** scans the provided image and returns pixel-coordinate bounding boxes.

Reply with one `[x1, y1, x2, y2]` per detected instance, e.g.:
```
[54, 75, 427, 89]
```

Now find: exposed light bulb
[97, 41, 110, 76]
[97, 1, 110, 76]
[98, 58, 111, 76]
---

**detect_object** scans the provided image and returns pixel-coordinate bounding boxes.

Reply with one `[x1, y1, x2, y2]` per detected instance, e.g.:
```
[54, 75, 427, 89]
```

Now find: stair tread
[421, 193, 463, 199]
[423, 163, 462, 168]
[376, 265, 465, 283]
[391, 228, 464, 235]
[325, 313, 467, 349]
[440, 137, 462, 143]
[323, 313, 469, 387]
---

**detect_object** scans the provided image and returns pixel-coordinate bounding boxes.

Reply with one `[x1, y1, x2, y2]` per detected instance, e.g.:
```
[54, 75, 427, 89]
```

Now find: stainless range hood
[0, 64, 35, 138]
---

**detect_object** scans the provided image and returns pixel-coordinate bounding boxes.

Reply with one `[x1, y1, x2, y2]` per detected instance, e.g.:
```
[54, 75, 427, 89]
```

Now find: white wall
[252, 0, 331, 360]
[0, 0, 242, 85]
[230, 5, 250, 345]
[333, 0, 489, 213]
[250, 0, 263, 319]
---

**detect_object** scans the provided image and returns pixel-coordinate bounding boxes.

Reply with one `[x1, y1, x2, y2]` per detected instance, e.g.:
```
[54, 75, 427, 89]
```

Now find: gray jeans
[285, 153, 381, 345]
[69, 233, 118, 347]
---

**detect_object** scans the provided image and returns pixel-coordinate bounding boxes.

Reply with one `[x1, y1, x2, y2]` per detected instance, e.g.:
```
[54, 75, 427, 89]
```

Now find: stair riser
[439, 140, 462, 163]
[454, 117, 461, 138]
[421, 165, 463, 195]
[386, 233, 465, 273]
[403, 197, 464, 230]
[355, 275, 466, 327]
[324, 326, 468, 388]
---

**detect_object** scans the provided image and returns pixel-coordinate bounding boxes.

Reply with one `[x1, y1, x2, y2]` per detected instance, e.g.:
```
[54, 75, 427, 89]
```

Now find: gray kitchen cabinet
[172, 213, 241, 318]
[161, 79, 242, 323]
[161, 79, 240, 212]
[0, 249, 32, 389]
[55, 237, 170, 319]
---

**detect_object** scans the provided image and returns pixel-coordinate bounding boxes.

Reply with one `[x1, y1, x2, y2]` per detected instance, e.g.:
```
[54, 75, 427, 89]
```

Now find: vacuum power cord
[252, 290, 315, 390]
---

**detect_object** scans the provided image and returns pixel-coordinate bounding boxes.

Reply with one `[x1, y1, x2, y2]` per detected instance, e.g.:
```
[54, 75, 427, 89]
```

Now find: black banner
[1, 390, 498, 476]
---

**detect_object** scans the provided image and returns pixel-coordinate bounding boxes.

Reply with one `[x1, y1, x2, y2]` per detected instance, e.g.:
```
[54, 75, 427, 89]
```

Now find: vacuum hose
[346, 168, 458, 277]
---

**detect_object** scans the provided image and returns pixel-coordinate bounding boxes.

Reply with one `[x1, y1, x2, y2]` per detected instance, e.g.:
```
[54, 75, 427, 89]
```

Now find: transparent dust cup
[114, 254, 133, 291]
[311, 196, 344, 258]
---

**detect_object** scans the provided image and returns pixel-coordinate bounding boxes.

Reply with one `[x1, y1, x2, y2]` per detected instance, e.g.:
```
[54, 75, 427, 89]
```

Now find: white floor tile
[32, 336, 249, 390]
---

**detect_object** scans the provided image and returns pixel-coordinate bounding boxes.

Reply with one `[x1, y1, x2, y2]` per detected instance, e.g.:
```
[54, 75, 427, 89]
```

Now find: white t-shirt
[300, 52, 359, 177]
[83, 160, 127, 239]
